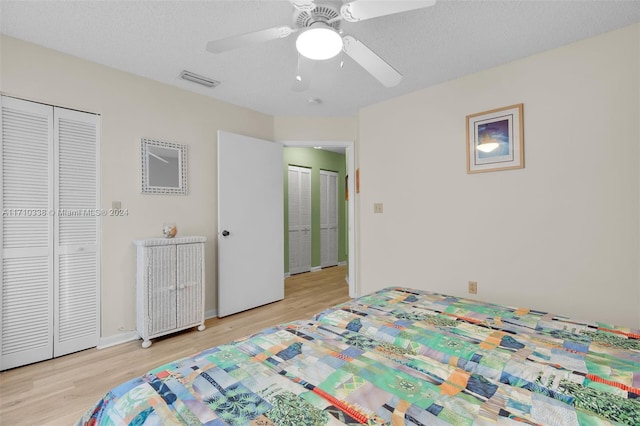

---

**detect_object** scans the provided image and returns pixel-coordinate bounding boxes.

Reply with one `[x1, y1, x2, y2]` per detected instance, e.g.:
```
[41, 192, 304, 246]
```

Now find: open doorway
[285, 151, 344, 273]
[282, 140, 356, 298]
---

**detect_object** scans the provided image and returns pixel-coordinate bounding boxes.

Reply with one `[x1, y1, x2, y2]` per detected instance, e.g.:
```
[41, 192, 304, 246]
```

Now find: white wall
[274, 116, 357, 141]
[0, 36, 274, 341]
[357, 24, 640, 328]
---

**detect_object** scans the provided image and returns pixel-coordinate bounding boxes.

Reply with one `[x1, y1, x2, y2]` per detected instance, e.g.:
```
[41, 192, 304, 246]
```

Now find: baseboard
[98, 310, 218, 348]
[286, 265, 344, 277]
[97, 331, 139, 349]
[338, 261, 347, 266]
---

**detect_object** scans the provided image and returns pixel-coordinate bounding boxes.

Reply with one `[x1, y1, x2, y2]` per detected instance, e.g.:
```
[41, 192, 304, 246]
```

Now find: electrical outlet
[374, 203, 383, 213]
[468, 281, 478, 294]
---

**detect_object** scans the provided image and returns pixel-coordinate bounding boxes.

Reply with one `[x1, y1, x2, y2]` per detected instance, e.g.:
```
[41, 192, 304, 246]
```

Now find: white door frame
[282, 140, 357, 298]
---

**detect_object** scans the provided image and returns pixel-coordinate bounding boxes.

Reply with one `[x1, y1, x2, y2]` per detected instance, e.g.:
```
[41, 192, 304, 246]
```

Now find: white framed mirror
[141, 138, 187, 195]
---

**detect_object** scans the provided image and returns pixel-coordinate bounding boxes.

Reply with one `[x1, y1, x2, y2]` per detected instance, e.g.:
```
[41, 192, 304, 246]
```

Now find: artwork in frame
[466, 103, 524, 174]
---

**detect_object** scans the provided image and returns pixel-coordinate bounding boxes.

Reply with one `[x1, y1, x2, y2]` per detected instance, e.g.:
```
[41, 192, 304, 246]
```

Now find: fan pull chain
[296, 53, 303, 81]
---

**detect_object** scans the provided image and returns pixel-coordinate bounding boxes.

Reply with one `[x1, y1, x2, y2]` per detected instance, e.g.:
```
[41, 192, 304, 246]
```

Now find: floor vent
[179, 70, 220, 88]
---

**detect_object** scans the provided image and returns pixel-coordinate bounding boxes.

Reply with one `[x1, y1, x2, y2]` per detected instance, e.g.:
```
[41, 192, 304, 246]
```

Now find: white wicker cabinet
[134, 236, 206, 348]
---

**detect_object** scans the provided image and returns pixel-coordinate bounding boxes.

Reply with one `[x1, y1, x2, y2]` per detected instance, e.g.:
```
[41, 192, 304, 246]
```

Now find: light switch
[373, 203, 383, 214]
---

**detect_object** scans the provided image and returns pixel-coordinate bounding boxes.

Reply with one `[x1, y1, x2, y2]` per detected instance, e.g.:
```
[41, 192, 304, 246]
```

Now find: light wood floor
[0, 266, 350, 426]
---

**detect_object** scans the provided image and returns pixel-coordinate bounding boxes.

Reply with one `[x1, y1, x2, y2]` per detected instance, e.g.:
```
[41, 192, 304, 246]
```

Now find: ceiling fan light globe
[296, 26, 343, 60]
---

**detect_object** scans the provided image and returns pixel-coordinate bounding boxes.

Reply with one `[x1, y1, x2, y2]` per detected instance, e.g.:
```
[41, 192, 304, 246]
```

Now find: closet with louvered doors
[0, 96, 100, 371]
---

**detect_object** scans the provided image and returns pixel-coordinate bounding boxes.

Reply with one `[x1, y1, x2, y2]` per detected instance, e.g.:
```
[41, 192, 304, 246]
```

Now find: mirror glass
[141, 138, 187, 195]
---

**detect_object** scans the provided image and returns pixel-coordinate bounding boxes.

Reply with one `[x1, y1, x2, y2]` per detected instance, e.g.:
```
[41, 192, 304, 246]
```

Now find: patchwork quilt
[78, 287, 639, 425]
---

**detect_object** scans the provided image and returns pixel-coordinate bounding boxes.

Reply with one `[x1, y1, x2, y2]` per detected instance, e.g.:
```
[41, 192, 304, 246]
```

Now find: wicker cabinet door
[176, 243, 203, 328]
[146, 245, 177, 336]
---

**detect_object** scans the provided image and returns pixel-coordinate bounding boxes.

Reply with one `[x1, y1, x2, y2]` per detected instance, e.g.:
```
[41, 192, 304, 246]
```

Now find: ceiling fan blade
[340, 0, 436, 22]
[206, 26, 294, 54]
[292, 55, 315, 92]
[288, 0, 316, 12]
[342, 36, 402, 87]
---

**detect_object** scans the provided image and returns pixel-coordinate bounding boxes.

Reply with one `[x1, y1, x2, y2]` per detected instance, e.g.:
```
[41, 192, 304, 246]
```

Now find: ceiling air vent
[179, 70, 220, 88]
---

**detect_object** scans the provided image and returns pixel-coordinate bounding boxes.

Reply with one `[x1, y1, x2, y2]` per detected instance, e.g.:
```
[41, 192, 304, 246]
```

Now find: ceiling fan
[206, 0, 436, 89]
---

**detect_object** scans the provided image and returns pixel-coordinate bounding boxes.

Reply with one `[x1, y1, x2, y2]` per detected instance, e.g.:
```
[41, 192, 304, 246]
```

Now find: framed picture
[466, 103, 524, 174]
[141, 138, 188, 195]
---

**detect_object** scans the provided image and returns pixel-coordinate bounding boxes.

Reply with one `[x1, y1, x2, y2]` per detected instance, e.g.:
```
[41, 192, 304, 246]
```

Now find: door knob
[222, 230, 230, 237]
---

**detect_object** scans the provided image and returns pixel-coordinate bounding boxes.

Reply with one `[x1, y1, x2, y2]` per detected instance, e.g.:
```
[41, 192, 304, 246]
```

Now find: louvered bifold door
[327, 172, 338, 266]
[320, 170, 339, 268]
[299, 168, 311, 271]
[287, 167, 300, 273]
[176, 243, 203, 328]
[53, 107, 99, 357]
[0, 97, 54, 371]
[287, 166, 311, 275]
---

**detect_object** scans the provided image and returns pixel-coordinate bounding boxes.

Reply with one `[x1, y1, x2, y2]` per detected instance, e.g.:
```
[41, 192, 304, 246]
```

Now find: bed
[78, 287, 639, 425]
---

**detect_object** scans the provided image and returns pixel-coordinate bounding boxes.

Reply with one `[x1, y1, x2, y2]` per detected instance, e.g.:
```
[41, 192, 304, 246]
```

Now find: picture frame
[466, 103, 524, 174]
[140, 138, 188, 195]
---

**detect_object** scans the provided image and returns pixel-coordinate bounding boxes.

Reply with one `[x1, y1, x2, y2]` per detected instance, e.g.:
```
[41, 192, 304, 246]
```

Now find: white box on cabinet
[134, 236, 206, 348]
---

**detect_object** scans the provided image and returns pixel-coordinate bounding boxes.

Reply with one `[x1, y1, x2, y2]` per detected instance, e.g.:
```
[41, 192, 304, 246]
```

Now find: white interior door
[218, 131, 283, 317]
[53, 107, 99, 357]
[0, 97, 54, 370]
[288, 166, 311, 275]
[320, 170, 339, 268]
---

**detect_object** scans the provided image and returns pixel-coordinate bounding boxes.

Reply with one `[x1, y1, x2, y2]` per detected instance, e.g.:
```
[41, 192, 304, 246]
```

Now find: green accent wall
[284, 147, 347, 273]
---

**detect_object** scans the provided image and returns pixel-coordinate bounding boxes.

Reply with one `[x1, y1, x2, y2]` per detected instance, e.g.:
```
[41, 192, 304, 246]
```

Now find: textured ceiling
[1, 0, 639, 117]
